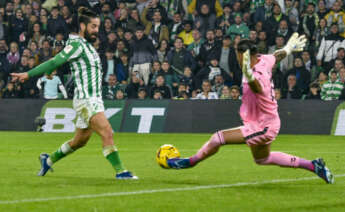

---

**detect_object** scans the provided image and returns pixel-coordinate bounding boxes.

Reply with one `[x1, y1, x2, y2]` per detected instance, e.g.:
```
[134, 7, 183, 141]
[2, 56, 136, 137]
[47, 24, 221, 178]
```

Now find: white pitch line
[1, 174, 344, 205]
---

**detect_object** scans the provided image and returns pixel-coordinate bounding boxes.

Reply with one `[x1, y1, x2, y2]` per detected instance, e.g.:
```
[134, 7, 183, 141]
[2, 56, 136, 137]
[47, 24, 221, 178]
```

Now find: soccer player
[167, 33, 334, 184]
[11, 7, 138, 180]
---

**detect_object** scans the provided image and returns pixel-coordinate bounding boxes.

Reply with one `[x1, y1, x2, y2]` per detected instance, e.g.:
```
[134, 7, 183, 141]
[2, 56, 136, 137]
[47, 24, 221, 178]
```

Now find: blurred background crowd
[1, 0, 345, 101]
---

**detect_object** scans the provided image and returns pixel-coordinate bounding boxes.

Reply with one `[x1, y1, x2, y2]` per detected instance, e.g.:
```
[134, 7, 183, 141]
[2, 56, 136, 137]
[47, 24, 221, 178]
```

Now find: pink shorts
[240, 122, 280, 146]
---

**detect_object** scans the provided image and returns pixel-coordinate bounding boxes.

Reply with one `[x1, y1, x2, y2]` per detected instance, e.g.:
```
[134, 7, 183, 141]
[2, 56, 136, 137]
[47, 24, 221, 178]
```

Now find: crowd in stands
[1, 0, 345, 101]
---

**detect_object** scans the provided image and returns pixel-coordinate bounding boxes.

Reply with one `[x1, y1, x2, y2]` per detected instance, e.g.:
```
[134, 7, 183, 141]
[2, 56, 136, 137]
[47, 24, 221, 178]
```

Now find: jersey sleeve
[27, 42, 82, 78]
[60, 41, 83, 62]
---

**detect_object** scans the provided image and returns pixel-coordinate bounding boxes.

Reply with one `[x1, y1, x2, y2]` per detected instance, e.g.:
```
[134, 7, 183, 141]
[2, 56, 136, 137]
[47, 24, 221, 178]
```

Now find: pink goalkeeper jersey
[239, 55, 280, 126]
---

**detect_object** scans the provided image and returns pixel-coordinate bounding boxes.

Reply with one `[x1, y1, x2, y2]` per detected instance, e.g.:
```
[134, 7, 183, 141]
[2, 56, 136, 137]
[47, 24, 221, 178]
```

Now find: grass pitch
[0, 132, 344, 212]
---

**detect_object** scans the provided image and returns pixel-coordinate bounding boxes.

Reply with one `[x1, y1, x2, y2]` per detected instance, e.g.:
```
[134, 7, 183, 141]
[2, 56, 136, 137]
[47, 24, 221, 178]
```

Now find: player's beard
[84, 29, 98, 43]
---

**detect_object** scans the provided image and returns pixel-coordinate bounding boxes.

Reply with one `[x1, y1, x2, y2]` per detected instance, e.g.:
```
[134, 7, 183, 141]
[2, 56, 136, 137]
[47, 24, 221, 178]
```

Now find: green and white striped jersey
[62, 34, 102, 99]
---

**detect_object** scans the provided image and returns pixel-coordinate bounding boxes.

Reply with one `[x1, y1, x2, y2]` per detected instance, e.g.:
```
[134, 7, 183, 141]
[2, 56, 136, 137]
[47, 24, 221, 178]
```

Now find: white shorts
[73, 97, 105, 129]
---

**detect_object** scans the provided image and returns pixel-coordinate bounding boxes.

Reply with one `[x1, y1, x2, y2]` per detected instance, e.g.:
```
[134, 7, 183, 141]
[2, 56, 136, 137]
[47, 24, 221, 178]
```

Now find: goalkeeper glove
[282, 32, 307, 55]
[242, 49, 255, 82]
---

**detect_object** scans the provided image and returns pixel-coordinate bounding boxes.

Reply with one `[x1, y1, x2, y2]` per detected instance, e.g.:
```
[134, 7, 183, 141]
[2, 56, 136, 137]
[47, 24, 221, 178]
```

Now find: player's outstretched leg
[251, 144, 334, 184]
[37, 128, 93, 176]
[90, 112, 138, 180]
[167, 127, 245, 169]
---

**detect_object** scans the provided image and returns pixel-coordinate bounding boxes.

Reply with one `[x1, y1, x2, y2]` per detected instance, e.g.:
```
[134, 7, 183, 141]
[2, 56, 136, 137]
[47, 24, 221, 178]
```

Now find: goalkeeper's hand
[282, 32, 307, 55]
[242, 49, 255, 82]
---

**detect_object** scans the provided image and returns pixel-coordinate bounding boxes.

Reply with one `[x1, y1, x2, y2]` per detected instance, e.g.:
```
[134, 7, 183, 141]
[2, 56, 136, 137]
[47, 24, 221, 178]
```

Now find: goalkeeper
[167, 33, 334, 184]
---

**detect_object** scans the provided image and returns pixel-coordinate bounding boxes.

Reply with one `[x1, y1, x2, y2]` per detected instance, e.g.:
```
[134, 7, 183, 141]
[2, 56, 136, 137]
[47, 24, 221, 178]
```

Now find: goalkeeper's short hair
[237, 39, 258, 55]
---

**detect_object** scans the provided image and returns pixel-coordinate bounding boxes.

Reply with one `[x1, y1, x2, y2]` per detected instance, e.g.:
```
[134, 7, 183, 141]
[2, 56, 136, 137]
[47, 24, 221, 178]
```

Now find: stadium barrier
[0, 99, 344, 135]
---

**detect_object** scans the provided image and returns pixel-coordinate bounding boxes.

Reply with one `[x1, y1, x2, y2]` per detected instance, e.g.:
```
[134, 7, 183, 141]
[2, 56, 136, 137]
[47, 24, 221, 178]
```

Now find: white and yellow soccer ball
[156, 144, 180, 168]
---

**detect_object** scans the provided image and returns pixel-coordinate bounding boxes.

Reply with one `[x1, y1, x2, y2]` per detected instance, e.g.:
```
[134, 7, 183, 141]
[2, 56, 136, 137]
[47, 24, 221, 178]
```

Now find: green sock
[50, 141, 74, 164]
[105, 151, 126, 173]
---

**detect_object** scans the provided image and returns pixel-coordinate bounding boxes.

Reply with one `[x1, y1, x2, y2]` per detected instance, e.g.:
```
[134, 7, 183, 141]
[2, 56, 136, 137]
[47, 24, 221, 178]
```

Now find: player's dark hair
[78, 7, 99, 26]
[237, 39, 258, 55]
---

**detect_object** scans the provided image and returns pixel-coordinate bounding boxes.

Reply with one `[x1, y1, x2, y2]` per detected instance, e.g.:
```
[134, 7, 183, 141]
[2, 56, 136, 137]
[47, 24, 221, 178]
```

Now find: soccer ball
[156, 144, 180, 168]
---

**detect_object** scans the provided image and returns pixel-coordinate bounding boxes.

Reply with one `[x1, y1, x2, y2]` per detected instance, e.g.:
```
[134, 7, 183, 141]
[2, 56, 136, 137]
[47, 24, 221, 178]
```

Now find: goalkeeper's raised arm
[273, 32, 307, 63]
[10, 42, 81, 82]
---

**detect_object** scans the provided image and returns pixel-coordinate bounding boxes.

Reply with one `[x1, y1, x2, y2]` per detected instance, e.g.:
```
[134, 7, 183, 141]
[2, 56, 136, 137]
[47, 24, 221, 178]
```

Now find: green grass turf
[0, 132, 344, 212]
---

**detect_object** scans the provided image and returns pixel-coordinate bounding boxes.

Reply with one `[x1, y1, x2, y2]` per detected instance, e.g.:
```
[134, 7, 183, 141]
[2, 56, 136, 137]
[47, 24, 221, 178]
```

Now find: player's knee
[102, 129, 114, 142]
[209, 131, 225, 146]
[254, 157, 269, 165]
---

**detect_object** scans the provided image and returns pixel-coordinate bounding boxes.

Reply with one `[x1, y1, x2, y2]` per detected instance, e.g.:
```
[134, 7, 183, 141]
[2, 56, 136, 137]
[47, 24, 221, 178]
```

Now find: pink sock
[255, 152, 314, 172]
[190, 131, 225, 166]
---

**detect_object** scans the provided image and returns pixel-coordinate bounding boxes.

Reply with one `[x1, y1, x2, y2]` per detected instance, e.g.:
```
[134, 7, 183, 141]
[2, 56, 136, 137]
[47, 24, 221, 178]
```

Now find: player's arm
[11, 42, 81, 82]
[242, 50, 263, 94]
[273, 32, 307, 63]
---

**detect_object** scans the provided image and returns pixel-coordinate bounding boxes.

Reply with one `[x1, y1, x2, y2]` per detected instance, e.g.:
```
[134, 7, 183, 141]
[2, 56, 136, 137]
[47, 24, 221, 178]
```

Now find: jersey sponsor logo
[63, 45, 73, 54]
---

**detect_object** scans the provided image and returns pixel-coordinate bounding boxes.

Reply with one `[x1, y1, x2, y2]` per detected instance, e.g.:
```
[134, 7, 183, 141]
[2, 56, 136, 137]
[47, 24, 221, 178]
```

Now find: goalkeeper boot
[167, 158, 192, 169]
[37, 153, 53, 176]
[116, 170, 139, 180]
[312, 158, 334, 184]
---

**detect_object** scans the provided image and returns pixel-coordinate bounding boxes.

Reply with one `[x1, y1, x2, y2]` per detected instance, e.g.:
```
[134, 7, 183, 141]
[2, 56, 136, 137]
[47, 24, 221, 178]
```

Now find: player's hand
[10, 72, 29, 83]
[283, 32, 307, 55]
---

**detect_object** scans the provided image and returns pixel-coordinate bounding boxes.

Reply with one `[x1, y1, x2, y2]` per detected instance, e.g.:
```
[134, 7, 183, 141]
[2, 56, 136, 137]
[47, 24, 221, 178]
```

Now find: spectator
[199, 29, 221, 63]
[317, 0, 329, 19]
[229, 85, 241, 100]
[325, 1, 345, 37]
[0, 13, 8, 41]
[302, 3, 319, 45]
[103, 48, 116, 83]
[316, 24, 343, 72]
[177, 20, 194, 46]
[17, 55, 29, 73]
[187, 29, 204, 60]
[153, 89, 163, 100]
[7, 41, 20, 70]
[168, 13, 183, 42]
[219, 85, 231, 99]
[285, 57, 311, 94]
[315, 18, 329, 49]
[321, 70, 344, 100]
[194, 57, 231, 89]
[339, 67, 345, 84]
[227, 14, 249, 40]
[39, 39, 53, 62]
[249, 30, 258, 44]
[2, 82, 20, 98]
[149, 75, 172, 99]
[167, 37, 196, 75]
[99, 17, 114, 43]
[212, 74, 225, 96]
[141, 8, 169, 48]
[144, 0, 169, 25]
[188, 0, 223, 18]
[126, 72, 145, 98]
[193, 4, 218, 37]
[130, 25, 157, 86]
[47, 7, 67, 38]
[127, 9, 142, 33]
[330, 47, 345, 68]
[217, 4, 232, 33]
[0, 39, 9, 86]
[275, 19, 292, 42]
[173, 83, 189, 99]
[215, 35, 236, 82]
[36, 71, 67, 99]
[100, 2, 116, 24]
[116, 53, 130, 84]
[162, 0, 188, 20]
[157, 39, 169, 63]
[159, 61, 179, 91]
[253, 0, 274, 23]
[265, 3, 289, 44]
[281, 74, 303, 99]
[284, 0, 299, 32]
[180, 66, 194, 91]
[257, 31, 268, 54]
[9, 8, 27, 43]
[305, 82, 321, 99]
[102, 74, 126, 100]
[115, 89, 126, 100]
[28, 22, 46, 49]
[149, 60, 162, 85]
[137, 87, 148, 99]
[114, 39, 129, 59]
[195, 80, 218, 99]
